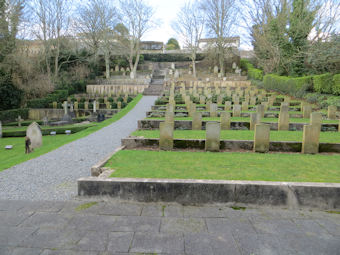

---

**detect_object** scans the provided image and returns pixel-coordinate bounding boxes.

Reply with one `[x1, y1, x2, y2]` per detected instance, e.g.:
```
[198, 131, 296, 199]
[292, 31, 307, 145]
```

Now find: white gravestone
[26, 122, 43, 149]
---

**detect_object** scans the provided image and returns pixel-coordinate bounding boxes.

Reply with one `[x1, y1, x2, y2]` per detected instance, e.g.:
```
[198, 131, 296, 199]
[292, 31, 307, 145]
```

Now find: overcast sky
[142, 0, 252, 50]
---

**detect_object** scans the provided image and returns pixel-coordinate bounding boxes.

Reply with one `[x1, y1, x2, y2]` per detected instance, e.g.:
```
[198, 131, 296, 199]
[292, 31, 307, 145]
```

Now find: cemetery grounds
[104, 79, 340, 183]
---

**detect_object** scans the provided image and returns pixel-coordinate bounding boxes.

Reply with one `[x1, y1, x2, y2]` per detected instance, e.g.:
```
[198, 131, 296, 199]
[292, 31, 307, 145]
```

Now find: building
[198, 36, 240, 51]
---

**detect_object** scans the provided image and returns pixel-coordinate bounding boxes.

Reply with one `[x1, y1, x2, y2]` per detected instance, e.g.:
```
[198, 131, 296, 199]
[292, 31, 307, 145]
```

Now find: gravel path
[0, 96, 157, 201]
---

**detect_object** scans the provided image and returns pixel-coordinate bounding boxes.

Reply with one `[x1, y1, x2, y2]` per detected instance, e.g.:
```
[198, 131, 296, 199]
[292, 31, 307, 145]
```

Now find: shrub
[127, 96, 133, 103]
[111, 102, 117, 109]
[0, 108, 29, 122]
[332, 74, 340, 95]
[313, 73, 333, 94]
[27, 98, 49, 108]
[0, 70, 23, 110]
[241, 59, 263, 81]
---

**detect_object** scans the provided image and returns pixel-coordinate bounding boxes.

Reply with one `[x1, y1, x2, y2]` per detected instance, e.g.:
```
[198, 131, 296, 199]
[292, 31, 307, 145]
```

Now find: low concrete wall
[138, 119, 338, 131]
[78, 178, 340, 210]
[28, 109, 119, 120]
[121, 137, 340, 153]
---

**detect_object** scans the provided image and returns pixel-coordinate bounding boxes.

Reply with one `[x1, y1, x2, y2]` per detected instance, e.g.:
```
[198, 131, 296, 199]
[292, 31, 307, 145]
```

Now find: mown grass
[131, 130, 340, 143]
[107, 150, 340, 183]
[0, 94, 143, 172]
[146, 116, 339, 124]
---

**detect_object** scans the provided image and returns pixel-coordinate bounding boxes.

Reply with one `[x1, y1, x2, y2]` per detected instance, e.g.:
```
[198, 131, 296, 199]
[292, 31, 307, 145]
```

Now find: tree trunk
[219, 51, 225, 76]
[192, 53, 196, 78]
[105, 51, 110, 79]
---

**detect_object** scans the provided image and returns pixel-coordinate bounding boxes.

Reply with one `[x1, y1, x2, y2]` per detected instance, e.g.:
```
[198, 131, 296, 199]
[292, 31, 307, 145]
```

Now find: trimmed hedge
[27, 90, 69, 109]
[0, 108, 29, 122]
[241, 59, 263, 81]
[2, 124, 94, 137]
[263, 74, 313, 96]
[313, 73, 334, 94]
[332, 74, 340, 95]
[143, 53, 205, 62]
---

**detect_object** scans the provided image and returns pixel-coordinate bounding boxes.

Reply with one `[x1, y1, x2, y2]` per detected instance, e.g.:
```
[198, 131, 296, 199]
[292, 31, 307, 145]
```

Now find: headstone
[220, 112, 231, 130]
[310, 112, 322, 131]
[174, 70, 179, 78]
[233, 104, 241, 117]
[213, 66, 219, 74]
[254, 124, 270, 153]
[26, 122, 42, 149]
[250, 113, 260, 131]
[93, 100, 97, 113]
[256, 105, 265, 118]
[52, 102, 57, 109]
[16, 116, 23, 127]
[302, 125, 320, 154]
[303, 105, 312, 119]
[250, 97, 256, 106]
[328, 105, 337, 120]
[241, 101, 248, 112]
[278, 105, 289, 131]
[210, 103, 218, 118]
[200, 95, 206, 105]
[233, 96, 239, 105]
[192, 112, 202, 130]
[43, 116, 49, 126]
[205, 122, 220, 152]
[74, 101, 78, 110]
[159, 122, 174, 150]
[189, 103, 196, 117]
[62, 101, 68, 115]
[224, 101, 231, 111]
[165, 111, 175, 129]
[84, 101, 89, 110]
[115, 65, 119, 72]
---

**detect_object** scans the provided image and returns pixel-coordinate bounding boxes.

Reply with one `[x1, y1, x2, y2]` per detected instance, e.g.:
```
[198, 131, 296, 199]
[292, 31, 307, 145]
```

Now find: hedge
[332, 74, 340, 95]
[143, 53, 205, 62]
[27, 89, 69, 109]
[263, 74, 313, 96]
[313, 73, 333, 94]
[0, 108, 29, 122]
[2, 124, 94, 137]
[241, 59, 263, 81]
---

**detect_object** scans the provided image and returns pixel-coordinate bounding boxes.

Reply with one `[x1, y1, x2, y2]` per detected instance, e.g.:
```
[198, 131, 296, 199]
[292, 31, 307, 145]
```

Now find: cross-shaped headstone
[62, 101, 68, 115]
[16, 116, 23, 127]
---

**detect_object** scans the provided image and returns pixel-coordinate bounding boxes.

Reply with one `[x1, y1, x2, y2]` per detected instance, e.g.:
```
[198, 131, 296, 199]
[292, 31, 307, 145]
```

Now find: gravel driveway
[0, 96, 157, 201]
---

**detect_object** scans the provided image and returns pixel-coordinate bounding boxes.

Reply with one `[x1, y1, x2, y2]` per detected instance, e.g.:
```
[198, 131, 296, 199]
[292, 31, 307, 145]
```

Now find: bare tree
[200, 0, 238, 76]
[119, 0, 154, 79]
[27, 0, 70, 81]
[173, 1, 205, 78]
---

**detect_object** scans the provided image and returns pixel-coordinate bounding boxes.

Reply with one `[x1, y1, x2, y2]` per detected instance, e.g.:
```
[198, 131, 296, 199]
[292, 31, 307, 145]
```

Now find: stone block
[224, 101, 231, 111]
[303, 105, 312, 119]
[220, 112, 231, 130]
[241, 101, 248, 112]
[233, 104, 241, 117]
[159, 122, 174, 150]
[254, 124, 270, 153]
[310, 112, 322, 131]
[256, 105, 265, 118]
[205, 122, 220, 152]
[302, 125, 320, 154]
[250, 113, 260, 131]
[210, 103, 218, 117]
[328, 105, 337, 120]
[278, 105, 289, 131]
[192, 112, 202, 130]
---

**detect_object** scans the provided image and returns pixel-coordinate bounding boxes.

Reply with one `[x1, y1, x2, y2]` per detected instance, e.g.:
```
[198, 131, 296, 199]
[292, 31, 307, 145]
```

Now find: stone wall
[86, 84, 149, 96]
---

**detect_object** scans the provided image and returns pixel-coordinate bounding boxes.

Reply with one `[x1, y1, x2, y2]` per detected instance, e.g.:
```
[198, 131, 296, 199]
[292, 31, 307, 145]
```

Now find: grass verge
[131, 130, 340, 143]
[107, 150, 340, 183]
[0, 94, 143, 172]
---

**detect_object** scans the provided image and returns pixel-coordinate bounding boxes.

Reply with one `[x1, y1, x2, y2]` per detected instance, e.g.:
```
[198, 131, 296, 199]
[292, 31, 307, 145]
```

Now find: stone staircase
[143, 70, 164, 96]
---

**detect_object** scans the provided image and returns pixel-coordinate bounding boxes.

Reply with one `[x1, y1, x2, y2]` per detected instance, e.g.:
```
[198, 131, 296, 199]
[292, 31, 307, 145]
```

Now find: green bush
[241, 59, 263, 81]
[0, 69, 23, 110]
[27, 98, 49, 108]
[263, 74, 313, 97]
[0, 108, 29, 122]
[332, 74, 340, 95]
[313, 73, 333, 94]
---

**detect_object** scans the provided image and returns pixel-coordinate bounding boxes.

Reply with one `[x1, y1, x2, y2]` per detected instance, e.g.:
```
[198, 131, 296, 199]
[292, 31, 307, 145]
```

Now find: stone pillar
[233, 104, 241, 117]
[278, 105, 289, 131]
[250, 113, 260, 131]
[328, 105, 337, 120]
[220, 112, 231, 130]
[256, 105, 265, 118]
[224, 101, 231, 111]
[302, 125, 320, 154]
[303, 105, 312, 119]
[310, 112, 322, 131]
[210, 103, 218, 117]
[192, 112, 202, 130]
[159, 122, 174, 150]
[254, 124, 270, 153]
[205, 122, 220, 152]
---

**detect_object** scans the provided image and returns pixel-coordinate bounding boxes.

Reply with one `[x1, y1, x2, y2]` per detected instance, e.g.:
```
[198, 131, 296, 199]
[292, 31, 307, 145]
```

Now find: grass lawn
[2, 123, 94, 132]
[131, 130, 340, 143]
[107, 150, 340, 183]
[146, 116, 339, 124]
[0, 94, 143, 172]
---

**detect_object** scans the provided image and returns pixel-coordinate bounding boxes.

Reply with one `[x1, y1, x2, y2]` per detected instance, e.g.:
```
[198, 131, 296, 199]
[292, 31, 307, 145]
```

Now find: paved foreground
[0, 96, 157, 201]
[0, 199, 339, 255]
